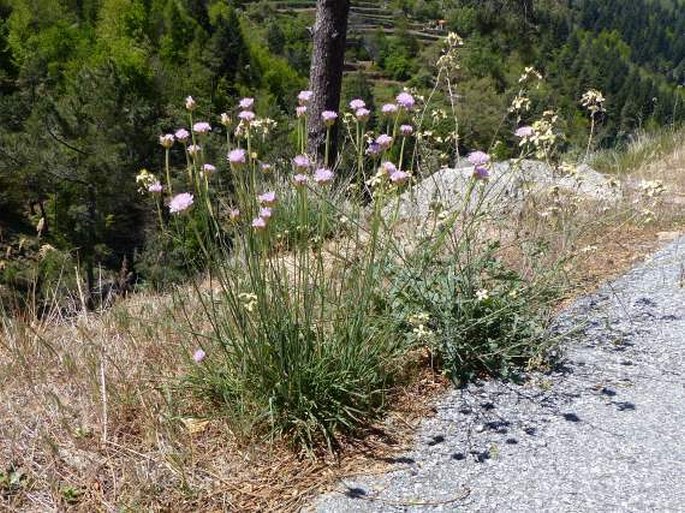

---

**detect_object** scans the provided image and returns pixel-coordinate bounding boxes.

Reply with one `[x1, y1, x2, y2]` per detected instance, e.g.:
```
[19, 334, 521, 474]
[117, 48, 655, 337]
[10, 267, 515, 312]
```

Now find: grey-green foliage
[387, 241, 556, 384]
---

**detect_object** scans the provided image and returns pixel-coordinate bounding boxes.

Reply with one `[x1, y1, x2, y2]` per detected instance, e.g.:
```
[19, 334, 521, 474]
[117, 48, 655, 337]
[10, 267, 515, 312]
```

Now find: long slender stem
[164, 148, 173, 195]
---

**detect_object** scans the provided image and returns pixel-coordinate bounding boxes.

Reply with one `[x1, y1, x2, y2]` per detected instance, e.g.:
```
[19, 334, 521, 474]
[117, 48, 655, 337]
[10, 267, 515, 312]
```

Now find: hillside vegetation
[1, 0, 683, 301]
[1, 1, 685, 510]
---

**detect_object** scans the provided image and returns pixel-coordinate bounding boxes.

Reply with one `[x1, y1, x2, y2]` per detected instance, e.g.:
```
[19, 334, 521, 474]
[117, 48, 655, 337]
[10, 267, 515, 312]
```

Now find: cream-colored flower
[238, 292, 258, 312]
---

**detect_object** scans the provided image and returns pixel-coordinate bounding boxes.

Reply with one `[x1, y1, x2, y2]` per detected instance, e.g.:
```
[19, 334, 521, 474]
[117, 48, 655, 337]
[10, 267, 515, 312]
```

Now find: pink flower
[193, 348, 206, 363]
[296, 105, 307, 118]
[252, 217, 267, 230]
[515, 125, 534, 138]
[148, 182, 163, 193]
[193, 121, 212, 134]
[202, 163, 216, 175]
[322, 110, 338, 126]
[376, 134, 393, 150]
[228, 148, 247, 165]
[313, 167, 334, 185]
[293, 174, 308, 187]
[389, 170, 410, 184]
[400, 124, 413, 136]
[187, 144, 201, 156]
[261, 163, 272, 173]
[298, 90, 314, 105]
[174, 128, 190, 142]
[355, 108, 370, 121]
[159, 134, 174, 148]
[259, 207, 272, 219]
[185, 96, 196, 110]
[381, 103, 398, 115]
[238, 110, 255, 123]
[257, 191, 277, 205]
[366, 142, 381, 157]
[467, 151, 490, 166]
[239, 97, 254, 110]
[396, 92, 415, 110]
[380, 161, 397, 175]
[473, 165, 490, 180]
[293, 154, 311, 171]
[229, 208, 240, 221]
[169, 192, 194, 214]
[349, 98, 366, 110]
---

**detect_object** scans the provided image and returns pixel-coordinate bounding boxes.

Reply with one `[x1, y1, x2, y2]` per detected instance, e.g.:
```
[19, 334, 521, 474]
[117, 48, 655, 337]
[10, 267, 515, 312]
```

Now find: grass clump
[136, 36, 600, 452]
[592, 125, 685, 175]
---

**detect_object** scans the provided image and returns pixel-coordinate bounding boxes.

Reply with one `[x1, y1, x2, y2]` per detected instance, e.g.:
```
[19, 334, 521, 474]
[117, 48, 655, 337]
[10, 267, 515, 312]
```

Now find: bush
[387, 241, 554, 384]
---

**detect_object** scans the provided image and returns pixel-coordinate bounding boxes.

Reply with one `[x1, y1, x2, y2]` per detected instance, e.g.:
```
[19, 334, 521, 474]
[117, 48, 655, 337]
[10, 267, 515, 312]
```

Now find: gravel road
[312, 236, 685, 513]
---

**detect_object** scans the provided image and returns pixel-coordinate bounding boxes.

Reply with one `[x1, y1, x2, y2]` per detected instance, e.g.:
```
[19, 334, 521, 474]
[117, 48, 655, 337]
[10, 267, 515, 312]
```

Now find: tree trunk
[307, 0, 351, 166]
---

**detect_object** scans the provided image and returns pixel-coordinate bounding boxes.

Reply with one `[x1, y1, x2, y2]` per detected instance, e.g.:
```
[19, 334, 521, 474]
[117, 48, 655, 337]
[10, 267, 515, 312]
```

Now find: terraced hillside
[270, 0, 445, 40]
[243, 0, 446, 84]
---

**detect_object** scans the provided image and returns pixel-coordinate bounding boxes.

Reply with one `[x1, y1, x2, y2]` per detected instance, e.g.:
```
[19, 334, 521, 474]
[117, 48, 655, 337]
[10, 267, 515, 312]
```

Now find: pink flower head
[515, 125, 534, 138]
[400, 124, 414, 136]
[202, 163, 216, 175]
[293, 154, 311, 171]
[380, 161, 397, 175]
[349, 98, 366, 110]
[229, 208, 240, 221]
[187, 144, 201, 156]
[185, 96, 196, 111]
[355, 108, 370, 122]
[322, 110, 338, 126]
[366, 142, 381, 157]
[193, 348, 206, 363]
[467, 150, 490, 166]
[228, 148, 247, 165]
[252, 217, 267, 230]
[169, 192, 194, 214]
[148, 181, 163, 194]
[159, 133, 175, 148]
[375, 134, 393, 150]
[298, 90, 314, 105]
[239, 97, 254, 110]
[174, 128, 190, 143]
[389, 169, 410, 184]
[381, 103, 398, 115]
[313, 167, 335, 185]
[473, 165, 490, 180]
[257, 191, 277, 206]
[193, 121, 212, 134]
[293, 173, 308, 187]
[259, 207, 272, 219]
[261, 163, 272, 173]
[396, 92, 415, 110]
[296, 105, 307, 118]
[238, 110, 255, 123]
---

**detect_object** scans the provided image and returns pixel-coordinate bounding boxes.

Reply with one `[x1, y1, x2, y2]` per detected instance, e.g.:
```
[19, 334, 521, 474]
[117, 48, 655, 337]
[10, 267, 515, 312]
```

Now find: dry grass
[2, 136, 685, 512]
[0, 295, 447, 511]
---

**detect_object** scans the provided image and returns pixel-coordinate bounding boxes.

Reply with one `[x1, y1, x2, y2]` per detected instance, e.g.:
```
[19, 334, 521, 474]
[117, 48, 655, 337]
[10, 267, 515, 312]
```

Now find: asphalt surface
[312, 236, 685, 513]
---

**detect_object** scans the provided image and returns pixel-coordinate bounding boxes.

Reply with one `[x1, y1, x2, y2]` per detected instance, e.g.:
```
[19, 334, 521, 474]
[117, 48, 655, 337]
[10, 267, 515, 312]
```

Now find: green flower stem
[324, 126, 331, 167]
[165, 148, 173, 195]
[398, 137, 407, 171]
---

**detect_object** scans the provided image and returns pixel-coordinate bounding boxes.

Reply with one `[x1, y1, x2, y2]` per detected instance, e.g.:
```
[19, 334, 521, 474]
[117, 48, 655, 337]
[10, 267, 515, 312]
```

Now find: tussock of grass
[592, 125, 685, 176]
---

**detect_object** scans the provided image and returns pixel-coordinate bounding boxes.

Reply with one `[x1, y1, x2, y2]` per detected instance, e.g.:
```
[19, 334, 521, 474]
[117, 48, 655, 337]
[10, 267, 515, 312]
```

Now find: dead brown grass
[2, 140, 684, 512]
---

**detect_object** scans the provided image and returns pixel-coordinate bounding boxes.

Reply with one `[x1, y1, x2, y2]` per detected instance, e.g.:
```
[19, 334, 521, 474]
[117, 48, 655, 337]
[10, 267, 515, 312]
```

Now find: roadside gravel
[312, 236, 685, 513]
